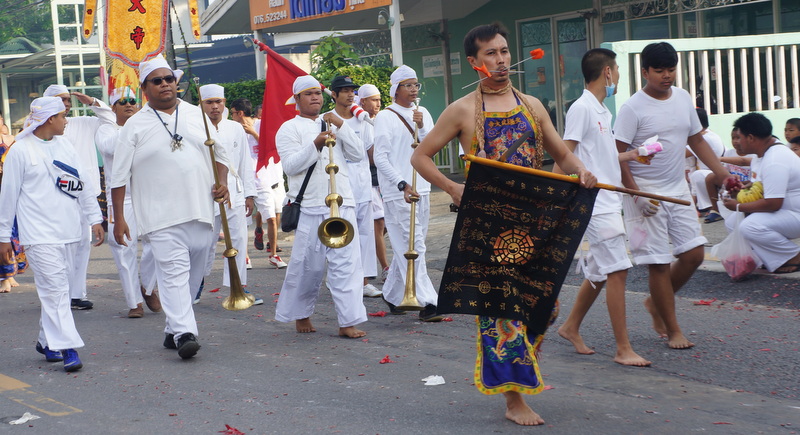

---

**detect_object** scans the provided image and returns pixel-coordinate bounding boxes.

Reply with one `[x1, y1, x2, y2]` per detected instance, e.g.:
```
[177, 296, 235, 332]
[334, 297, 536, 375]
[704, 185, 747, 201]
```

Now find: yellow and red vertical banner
[188, 0, 202, 39]
[101, 0, 170, 67]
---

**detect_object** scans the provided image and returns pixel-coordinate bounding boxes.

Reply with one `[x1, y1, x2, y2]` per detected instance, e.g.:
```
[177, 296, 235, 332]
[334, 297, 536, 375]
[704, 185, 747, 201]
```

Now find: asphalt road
[0, 187, 798, 434]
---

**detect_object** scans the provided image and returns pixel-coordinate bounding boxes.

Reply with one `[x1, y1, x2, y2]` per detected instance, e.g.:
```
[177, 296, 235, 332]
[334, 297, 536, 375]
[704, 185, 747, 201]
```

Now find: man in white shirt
[373, 65, 442, 321]
[43, 84, 115, 310]
[723, 113, 800, 273]
[555, 48, 650, 367]
[325, 75, 381, 298]
[614, 42, 733, 349]
[274, 75, 367, 339]
[231, 98, 288, 269]
[110, 56, 230, 359]
[95, 87, 161, 318]
[0, 97, 105, 372]
[198, 85, 260, 303]
[687, 108, 726, 215]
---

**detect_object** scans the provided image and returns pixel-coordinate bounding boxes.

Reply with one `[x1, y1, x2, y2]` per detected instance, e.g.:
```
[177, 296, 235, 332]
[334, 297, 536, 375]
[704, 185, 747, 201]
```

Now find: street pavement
[0, 183, 798, 434]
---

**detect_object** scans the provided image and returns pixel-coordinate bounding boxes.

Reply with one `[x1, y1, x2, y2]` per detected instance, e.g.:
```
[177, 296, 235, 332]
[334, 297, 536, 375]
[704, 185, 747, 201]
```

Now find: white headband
[199, 84, 225, 101]
[285, 75, 322, 106]
[16, 97, 66, 141]
[390, 65, 417, 99]
[110, 87, 136, 106]
[138, 55, 184, 85]
[358, 84, 380, 99]
[43, 84, 69, 97]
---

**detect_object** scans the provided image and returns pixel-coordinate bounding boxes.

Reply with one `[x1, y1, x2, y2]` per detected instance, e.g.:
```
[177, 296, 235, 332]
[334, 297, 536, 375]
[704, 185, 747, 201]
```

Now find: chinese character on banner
[104, 0, 169, 67]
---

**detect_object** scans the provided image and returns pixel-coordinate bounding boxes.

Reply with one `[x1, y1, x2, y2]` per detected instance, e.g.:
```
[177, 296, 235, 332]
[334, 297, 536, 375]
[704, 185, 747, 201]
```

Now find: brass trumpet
[195, 77, 253, 311]
[397, 98, 423, 311]
[318, 120, 355, 249]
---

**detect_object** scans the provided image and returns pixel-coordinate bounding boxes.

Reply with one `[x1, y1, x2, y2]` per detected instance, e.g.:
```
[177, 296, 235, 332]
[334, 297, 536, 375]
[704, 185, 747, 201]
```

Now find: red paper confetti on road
[759, 348, 772, 351]
[694, 298, 717, 305]
[442, 317, 453, 321]
[209, 288, 220, 293]
[712, 422, 733, 425]
[772, 293, 780, 298]
[219, 424, 245, 435]
[368, 311, 387, 317]
[379, 355, 395, 364]
[271, 292, 280, 296]
[543, 385, 554, 390]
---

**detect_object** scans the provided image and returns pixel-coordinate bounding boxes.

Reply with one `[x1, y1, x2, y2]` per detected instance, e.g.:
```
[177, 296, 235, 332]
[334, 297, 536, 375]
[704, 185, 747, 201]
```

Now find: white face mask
[605, 75, 616, 99]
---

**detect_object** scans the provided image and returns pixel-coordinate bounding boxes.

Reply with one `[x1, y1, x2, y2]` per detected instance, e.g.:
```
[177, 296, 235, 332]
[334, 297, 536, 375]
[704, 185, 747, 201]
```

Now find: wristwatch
[397, 180, 407, 191]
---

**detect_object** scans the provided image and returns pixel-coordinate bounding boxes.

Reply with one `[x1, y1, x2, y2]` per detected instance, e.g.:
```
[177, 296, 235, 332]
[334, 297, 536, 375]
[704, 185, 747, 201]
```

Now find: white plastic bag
[710, 212, 759, 280]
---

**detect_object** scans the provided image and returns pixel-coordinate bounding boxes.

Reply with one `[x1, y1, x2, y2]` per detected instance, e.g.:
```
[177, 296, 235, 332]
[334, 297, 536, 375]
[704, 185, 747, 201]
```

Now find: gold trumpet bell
[318, 217, 355, 249]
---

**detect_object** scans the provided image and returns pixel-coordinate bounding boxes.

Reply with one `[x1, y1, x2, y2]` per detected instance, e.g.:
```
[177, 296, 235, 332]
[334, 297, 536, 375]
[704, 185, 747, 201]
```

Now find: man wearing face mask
[554, 48, 650, 367]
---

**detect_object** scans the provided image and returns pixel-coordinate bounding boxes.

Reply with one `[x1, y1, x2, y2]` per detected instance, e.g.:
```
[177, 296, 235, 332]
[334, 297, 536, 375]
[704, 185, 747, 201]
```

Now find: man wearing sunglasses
[109, 55, 231, 360]
[373, 65, 442, 322]
[95, 87, 162, 319]
[42, 84, 115, 312]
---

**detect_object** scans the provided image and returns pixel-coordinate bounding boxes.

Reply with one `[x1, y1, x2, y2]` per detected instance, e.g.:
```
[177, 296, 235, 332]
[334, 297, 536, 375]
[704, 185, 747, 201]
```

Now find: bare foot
[667, 333, 695, 349]
[643, 297, 668, 338]
[504, 392, 544, 426]
[614, 349, 652, 367]
[8, 277, 19, 287]
[295, 318, 316, 333]
[0, 280, 10, 293]
[338, 326, 366, 338]
[557, 326, 595, 355]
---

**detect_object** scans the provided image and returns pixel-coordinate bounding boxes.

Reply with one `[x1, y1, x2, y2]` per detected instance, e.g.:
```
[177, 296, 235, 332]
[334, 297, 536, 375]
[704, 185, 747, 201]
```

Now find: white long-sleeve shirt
[326, 110, 372, 204]
[373, 103, 433, 202]
[0, 135, 102, 245]
[64, 101, 116, 197]
[95, 121, 132, 205]
[109, 101, 230, 235]
[212, 119, 257, 209]
[275, 115, 363, 211]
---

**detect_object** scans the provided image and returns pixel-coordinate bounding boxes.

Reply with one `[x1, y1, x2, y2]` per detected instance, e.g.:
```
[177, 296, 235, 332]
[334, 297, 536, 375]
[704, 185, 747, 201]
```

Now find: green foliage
[205, 80, 266, 110]
[0, 1, 75, 47]
[320, 65, 394, 112]
[310, 33, 359, 86]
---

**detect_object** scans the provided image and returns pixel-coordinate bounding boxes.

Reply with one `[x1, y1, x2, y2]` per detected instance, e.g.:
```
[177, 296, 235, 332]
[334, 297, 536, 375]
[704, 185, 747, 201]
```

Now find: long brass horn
[318, 120, 355, 249]
[195, 77, 253, 311]
[397, 98, 423, 311]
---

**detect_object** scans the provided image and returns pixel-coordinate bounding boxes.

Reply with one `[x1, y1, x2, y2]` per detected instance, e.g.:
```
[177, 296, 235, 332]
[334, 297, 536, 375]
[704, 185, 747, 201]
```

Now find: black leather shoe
[176, 333, 201, 359]
[163, 333, 177, 350]
[383, 297, 406, 315]
[71, 298, 94, 310]
[419, 304, 445, 322]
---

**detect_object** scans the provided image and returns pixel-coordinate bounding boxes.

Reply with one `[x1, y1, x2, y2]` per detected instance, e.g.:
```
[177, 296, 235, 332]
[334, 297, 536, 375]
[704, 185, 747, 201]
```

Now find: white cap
[16, 97, 66, 141]
[199, 84, 225, 101]
[390, 65, 417, 99]
[43, 84, 69, 97]
[138, 55, 184, 85]
[110, 87, 136, 106]
[285, 75, 322, 105]
[358, 84, 380, 99]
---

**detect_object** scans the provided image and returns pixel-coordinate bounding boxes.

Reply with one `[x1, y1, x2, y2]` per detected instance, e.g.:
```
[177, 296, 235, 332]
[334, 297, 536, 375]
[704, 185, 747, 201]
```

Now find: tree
[0, 0, 57, 47]
[310, 33, 359, 87]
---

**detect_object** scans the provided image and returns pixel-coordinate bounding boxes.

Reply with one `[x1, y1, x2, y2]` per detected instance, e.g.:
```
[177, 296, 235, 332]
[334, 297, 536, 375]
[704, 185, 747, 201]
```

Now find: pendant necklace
[153, 103, 183, 151]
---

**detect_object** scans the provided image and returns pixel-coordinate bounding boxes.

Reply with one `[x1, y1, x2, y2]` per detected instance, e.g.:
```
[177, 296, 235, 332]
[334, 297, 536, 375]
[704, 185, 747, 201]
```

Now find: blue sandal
[704, 211, 723, 223]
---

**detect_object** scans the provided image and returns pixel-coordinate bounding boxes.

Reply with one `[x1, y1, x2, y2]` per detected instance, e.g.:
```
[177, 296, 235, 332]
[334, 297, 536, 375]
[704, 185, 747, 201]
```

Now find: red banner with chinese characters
[105, 0, 169, 67]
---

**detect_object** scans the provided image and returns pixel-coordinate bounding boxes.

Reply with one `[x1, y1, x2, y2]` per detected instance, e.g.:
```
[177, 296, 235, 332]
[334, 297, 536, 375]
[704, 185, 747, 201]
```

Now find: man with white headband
[373, 65, 442, 321]
[198, 84, 260, 303]
[324, 75, 380, 298]
[95, 87, 161, 318]
[43, 84, 115, 311]
[358, 84, 391, 285]
[274, 75, 368, 339]
[0, 97, 105, 372]
[110, 55, 231, 360]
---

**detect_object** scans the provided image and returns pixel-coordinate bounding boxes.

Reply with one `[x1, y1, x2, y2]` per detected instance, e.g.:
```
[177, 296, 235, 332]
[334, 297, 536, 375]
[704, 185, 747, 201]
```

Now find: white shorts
[579, 212, 633, 282]
[255, 184, 286, 219]
[371, 186, 384, 220]
[622, 192, 707, 265]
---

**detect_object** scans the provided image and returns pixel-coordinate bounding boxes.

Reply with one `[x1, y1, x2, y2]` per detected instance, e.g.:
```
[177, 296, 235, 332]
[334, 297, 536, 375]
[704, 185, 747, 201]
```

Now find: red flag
[257, 44, 310, 170]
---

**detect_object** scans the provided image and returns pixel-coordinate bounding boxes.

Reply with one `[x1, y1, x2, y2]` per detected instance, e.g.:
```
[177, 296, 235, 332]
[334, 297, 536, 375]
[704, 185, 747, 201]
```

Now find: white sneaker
[270, 255, 288, 269]
[363, 283, 382, 298]
[380, 266, 389, 283]
[246, 257, 253, 270]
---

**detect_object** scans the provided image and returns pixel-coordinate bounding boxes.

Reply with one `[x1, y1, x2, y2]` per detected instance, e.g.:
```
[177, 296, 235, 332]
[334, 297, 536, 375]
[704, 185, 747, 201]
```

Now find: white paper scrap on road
[421, 375, 445, 386]
[9, 412, 40, 425]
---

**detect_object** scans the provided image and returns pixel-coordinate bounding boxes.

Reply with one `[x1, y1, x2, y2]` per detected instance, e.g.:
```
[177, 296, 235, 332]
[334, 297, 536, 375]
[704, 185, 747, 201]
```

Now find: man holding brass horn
[110, 56, 230, 359]
[373, 65, 442, 321]
[274, 76, 367, 339]
[411, 24, 595, 425]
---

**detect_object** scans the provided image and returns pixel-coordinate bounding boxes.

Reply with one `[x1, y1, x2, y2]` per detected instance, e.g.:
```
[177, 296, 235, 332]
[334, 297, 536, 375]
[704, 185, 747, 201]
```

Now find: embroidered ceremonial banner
[105, 0, 169, 67]
[437, 157, 597, 336]
[188, 0, 202, 40]
[82, 0, 98, 41]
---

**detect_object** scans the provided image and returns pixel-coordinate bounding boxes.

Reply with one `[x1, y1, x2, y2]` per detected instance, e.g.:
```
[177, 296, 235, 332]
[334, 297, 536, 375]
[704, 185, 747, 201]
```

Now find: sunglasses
[145, 75, 176, 85]
[116, 98, 137, 106]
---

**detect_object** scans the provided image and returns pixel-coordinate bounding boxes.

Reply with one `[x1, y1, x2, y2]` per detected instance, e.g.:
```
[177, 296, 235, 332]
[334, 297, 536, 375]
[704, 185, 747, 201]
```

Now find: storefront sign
[250, 0, 392, 30]
[422, 53, 462, 78]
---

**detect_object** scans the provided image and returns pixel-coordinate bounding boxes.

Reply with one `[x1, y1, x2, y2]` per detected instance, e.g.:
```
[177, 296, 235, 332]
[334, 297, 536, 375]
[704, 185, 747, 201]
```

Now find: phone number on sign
[253, 11, 287, 24]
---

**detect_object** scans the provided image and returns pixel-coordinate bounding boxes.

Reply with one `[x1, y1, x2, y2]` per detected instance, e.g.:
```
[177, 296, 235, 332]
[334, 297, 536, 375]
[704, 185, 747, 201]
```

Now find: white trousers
[740, 209, 800, 272]
[206, 204, 248, 287]
[690, 169, 713, 210]
[382, 195, 437, 307]
[26, 243, 85, 351]
[108, 201, 144, 309]
[275, 207, 367, 327]
[69, 217, 91, 300]
[140, 243, 157, 293]
[143, 220, 212, 338]
[355, 201, 377, 278]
